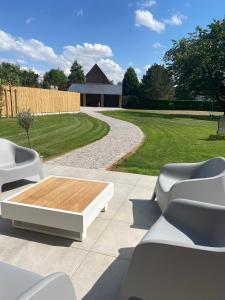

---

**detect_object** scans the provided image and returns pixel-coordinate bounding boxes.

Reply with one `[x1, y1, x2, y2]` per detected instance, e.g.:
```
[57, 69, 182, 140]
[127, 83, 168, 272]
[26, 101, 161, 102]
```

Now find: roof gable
[85, 64, 111, 84]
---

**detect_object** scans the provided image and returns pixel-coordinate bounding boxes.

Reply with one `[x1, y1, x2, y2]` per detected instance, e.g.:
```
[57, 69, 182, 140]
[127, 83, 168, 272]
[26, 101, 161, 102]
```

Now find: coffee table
[1, 176, 114, 241]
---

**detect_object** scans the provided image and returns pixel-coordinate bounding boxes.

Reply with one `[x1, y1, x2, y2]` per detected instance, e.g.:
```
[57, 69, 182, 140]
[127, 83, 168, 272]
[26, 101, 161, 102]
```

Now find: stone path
[49, 107, 144, 169]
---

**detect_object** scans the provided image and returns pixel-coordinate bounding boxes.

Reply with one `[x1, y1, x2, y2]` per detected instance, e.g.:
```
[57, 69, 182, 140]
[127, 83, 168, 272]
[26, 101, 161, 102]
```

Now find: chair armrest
[160, 162, 202, 180]
[170, 175, 225, 206]
[17, 272, 76, 300]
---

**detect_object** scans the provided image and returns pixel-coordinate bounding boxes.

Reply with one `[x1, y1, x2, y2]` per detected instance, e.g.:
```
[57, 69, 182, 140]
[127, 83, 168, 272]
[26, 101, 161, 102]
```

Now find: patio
[0, 163, 159, 300]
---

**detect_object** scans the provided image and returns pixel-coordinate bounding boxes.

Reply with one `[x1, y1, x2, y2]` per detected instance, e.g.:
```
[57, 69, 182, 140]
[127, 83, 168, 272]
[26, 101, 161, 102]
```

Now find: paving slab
[0, 165, 160, 299]
[72, 252, 129, 300]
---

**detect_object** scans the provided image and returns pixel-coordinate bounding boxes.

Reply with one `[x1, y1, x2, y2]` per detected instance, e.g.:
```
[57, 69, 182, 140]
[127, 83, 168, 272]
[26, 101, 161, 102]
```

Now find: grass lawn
[0, 113, 109, 160]
[103, 110, 225, 176]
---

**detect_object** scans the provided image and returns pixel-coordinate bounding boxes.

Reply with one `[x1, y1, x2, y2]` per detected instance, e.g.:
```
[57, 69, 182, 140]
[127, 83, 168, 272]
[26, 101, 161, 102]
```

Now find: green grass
[0, 113, 109, 160]
[103, 110, 225, 176]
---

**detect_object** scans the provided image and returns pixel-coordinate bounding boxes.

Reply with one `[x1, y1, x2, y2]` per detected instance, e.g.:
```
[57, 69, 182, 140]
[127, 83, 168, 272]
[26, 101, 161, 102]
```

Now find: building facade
[69, 64, 122, 107]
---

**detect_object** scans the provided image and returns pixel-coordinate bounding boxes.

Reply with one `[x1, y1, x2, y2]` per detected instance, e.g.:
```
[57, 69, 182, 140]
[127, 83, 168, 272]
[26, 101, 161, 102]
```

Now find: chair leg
[151, 191, 156, 201]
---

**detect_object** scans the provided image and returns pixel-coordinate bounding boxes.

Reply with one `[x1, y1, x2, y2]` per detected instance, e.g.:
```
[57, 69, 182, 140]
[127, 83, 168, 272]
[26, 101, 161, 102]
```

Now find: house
[69, 64, 122, 107]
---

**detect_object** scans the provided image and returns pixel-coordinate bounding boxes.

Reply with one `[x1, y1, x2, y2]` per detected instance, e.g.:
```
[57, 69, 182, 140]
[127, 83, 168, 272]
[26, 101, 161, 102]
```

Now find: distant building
[69, 64, 122, 107]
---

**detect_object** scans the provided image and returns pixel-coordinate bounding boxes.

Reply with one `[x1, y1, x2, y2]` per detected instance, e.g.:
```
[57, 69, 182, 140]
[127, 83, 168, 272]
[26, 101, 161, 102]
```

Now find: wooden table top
[10, 176, 109, 213]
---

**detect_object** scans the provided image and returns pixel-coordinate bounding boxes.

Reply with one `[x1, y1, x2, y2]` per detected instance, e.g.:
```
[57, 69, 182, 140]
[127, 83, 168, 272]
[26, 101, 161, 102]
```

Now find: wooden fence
[1, 86, 80, 117]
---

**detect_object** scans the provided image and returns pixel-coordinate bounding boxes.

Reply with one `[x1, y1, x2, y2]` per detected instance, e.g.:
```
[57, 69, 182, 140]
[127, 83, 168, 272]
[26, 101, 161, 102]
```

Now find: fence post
[14, 89, 18, 115]
[4, 88, 9, 117]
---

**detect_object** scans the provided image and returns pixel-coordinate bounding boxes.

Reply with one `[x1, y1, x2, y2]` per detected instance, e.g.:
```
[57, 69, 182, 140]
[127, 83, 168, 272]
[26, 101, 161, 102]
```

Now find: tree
[17, 109, 34, 148]
[42, 69, 68, 90]
[20, 69, 39, 87]
[141, 64, 174, 100]
[0, 62, 21, 86]
[122, 67, 140, 96]
[164, 18, 225, 110]
[68, 61, 85, 86]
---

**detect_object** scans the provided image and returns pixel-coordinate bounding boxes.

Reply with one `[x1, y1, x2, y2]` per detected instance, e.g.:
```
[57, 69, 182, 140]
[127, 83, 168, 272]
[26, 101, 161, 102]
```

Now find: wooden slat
[10, 177, 109, 213]
[1, 86, 80, 116]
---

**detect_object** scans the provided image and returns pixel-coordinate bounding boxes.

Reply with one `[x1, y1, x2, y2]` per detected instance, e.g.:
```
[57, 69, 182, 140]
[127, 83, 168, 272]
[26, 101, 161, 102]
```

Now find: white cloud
[138, 0, 157, 8]
[134, 67, 141, 75]
[98, 58, 124, 83]
[135, 10, 165, 33]
[144, 64, 151, 71]
[0, 29, 124, 83]
[153, 42, 162, 48]
[76, 9, 83, 17]
[164, 13, 187, 26]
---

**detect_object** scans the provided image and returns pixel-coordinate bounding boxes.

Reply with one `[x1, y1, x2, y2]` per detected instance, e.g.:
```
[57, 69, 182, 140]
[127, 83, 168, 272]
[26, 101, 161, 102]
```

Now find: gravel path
[49, 107, 144, 169]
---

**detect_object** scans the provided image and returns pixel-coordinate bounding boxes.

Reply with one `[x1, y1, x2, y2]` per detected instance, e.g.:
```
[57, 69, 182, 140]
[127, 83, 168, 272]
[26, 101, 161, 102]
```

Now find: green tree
[0, 62, 21, 86]
[141, 64, 174, 100]
[20, 69, 39, 87]
[68, 61, 85, 86]
[122, 67, 140, 96]
[17, 109, 34, 148]
[164, 18, 225, 110]
[42, 69, 68, 90]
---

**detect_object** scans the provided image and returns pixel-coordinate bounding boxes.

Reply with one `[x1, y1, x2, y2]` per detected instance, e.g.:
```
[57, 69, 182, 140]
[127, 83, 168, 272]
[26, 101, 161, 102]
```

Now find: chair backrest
[0, 138, 15, 166]
[191, 157, 225, 179]
[165, 199, 225, 247]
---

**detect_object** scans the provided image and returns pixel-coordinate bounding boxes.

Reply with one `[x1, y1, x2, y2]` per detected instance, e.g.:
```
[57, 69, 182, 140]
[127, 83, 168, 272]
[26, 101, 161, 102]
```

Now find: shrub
[122, 98, 223, 112]
[122, 95, 141, 108]
[17, 109, 34, 148]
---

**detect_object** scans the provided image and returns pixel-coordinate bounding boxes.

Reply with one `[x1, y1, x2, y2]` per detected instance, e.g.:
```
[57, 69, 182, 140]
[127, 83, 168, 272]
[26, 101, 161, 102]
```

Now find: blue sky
[0, 0, 224, 82]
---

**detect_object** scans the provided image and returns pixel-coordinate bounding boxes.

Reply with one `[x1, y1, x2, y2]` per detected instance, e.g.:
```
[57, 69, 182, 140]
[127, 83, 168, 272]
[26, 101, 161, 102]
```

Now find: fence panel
[1, 86, 80, 117]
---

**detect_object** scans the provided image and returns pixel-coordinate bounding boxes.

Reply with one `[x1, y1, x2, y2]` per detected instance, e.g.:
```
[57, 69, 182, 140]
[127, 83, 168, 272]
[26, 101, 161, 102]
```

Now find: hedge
[122, 96, 223, 112]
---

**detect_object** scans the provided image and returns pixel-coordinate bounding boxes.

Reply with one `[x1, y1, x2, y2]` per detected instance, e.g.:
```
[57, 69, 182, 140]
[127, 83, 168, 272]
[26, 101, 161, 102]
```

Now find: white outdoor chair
[0, 138, 43, 191]
[0, 261, 77, 299]
[151, 157, 225, 211]
[121, 198, 225, 300]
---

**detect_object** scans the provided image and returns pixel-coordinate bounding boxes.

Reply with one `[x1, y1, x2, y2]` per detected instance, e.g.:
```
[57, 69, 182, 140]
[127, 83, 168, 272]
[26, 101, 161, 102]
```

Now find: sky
[0, 0, 224, 83]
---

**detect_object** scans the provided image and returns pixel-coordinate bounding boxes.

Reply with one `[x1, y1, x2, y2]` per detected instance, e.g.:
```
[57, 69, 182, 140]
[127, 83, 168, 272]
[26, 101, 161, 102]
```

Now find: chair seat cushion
[0, 262, 43, 300]
[142, 216, 194, 246]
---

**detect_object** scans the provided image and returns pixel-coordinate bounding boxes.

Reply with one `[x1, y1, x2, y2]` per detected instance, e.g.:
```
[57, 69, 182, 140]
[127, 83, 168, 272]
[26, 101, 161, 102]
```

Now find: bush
[122, 97, 223, 112]
[17, 109, 34, 148]
[122, 95, 141, 108]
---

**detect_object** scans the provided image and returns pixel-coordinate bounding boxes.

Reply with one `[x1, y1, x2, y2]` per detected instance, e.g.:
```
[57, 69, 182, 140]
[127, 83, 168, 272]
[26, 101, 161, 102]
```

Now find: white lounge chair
[0, 261, 77, 299]
[151, 157, 225, 211]
[121, 198, 225, 300]
[0, 138, 43, 191]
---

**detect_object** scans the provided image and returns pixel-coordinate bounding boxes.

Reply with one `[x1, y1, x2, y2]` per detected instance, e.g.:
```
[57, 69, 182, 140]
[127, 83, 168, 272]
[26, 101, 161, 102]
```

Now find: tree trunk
[26, 130, 32, 148]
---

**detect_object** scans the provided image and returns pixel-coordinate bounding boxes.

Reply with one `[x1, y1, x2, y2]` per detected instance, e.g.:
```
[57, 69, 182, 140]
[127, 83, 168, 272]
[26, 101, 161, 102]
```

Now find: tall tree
[0, 62, 21, 86]
[122, 67, 140, 96]
[164, 18, 225, 109]
[141, 64, 174, 100]
[42, 69, 68, 90]
[20, 69, 39, 87]
[68, 61, 85, 86]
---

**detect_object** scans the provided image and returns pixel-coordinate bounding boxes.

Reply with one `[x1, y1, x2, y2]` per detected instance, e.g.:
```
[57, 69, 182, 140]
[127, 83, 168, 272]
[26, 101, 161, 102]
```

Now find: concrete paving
[0, 164, 159, 300]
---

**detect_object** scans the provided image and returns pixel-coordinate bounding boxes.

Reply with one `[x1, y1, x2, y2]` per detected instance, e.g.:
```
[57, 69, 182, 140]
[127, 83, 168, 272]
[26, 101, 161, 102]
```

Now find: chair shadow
[82, 199, 161, 299]
[129, 199, 161, 229]
[82, 247, 133, 300]
[2, 179, 37, 192]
